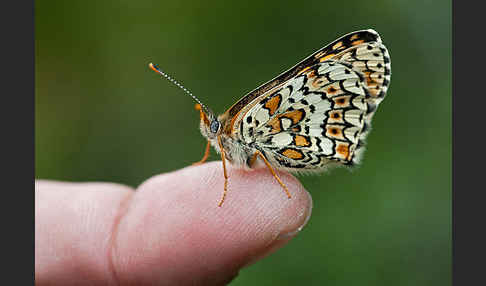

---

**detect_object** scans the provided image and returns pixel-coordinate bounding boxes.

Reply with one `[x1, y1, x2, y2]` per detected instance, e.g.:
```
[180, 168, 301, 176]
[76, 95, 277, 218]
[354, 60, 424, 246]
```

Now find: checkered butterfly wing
[234, 29, 391, 171]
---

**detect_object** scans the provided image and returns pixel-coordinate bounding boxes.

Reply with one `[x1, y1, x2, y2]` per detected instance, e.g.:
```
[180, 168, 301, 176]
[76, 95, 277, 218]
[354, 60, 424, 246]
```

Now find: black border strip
[453, 0, 485, 285]
[1, 0, 35, 284]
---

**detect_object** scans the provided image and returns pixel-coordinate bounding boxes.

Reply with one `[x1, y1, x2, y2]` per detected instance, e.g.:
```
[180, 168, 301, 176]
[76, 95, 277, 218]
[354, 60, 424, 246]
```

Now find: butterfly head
[195, 103, 221, 139]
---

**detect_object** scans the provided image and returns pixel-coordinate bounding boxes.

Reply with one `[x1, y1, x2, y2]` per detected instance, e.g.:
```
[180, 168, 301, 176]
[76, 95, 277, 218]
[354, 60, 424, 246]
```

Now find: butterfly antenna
[149, 63, 213, 116]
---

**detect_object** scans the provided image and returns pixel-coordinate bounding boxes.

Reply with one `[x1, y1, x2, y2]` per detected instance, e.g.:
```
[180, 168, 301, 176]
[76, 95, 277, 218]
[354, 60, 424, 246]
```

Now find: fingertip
[112, 161, 312, 284]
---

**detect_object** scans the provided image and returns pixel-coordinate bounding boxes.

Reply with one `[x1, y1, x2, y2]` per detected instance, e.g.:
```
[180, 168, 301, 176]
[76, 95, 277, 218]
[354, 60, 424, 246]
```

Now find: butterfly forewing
[224, 29, 384, 119]
[230, 29, 391, 172]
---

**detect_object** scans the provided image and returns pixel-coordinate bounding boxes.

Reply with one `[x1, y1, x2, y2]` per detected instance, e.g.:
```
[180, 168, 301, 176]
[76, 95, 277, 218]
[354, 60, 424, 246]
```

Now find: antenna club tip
[148, 63, 159, 72]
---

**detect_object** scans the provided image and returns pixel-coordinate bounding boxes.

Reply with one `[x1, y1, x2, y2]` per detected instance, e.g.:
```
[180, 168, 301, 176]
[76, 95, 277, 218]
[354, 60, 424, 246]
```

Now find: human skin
[35, 161, 313, 285]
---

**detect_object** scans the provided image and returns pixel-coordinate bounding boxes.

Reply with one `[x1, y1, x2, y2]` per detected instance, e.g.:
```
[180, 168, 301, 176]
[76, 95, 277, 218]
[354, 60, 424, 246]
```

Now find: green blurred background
[36, 0, 451, 285]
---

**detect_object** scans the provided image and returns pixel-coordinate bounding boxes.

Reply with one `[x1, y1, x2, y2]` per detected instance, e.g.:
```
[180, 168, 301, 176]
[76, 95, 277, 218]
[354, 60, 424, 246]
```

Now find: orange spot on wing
[326, 125, 345, 140]
[307, 69, 317, 79]
[282, 109, 304, 124]
[350, 34, 359, 41]
[267, 118, 282, 133]
[332, 41, 343, 50]
[363, 71, 375, 86]
[352, 39, 365, 46]
[266, 109, 305, 133]
[282, 148, 304, 160]
[336, 143, 350, 160]
[298, 66, 311, 75]
[299, 67, 317, 78]
[264, 95, 282, 116]
[327, 86, 338, 94]
[334, 96, 349, 107]
[311, 77, 326, 88]
[368, 87, 379, 97]
[363, 70, 381, 97]
[294, 135, 310, 147]
[314, 51, 326, 59]
[319, 54, 335, 62]
[328, 110, 344, 123]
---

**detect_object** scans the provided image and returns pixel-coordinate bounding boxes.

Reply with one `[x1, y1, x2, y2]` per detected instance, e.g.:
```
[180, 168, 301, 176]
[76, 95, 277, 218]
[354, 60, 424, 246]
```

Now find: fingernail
[276, 190, 313, 240]
[243, 191, 313, 268]
[243, 215, 310, 268]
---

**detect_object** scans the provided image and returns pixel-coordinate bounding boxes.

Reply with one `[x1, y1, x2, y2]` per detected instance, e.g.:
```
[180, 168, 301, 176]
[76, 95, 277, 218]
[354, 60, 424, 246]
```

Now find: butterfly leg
[217, 136, 229, 207]
[248, 152, 258, 167]
[254, 150, 291, 199]
[192, 140, 211, 165]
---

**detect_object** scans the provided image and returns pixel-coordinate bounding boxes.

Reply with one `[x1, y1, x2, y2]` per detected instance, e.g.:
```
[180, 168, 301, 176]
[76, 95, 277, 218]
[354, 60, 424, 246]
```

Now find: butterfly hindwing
[236, 61, 366, 171]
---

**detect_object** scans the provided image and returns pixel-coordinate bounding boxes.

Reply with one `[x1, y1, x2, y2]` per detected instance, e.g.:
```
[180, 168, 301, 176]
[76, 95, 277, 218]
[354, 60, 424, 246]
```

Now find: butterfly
[149, 29, 391, 206]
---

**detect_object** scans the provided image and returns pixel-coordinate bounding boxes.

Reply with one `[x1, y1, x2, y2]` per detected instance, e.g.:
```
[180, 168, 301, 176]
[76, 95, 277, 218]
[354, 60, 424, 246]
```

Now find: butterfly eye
[210, 120, 220, 134]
